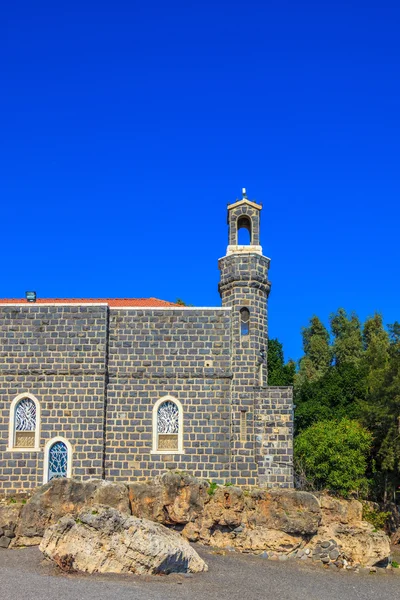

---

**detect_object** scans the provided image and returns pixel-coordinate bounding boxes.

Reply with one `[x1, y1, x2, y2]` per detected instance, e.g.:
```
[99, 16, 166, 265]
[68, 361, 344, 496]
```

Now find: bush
[362, 504, 391, 530]
[294, 418, 372, 497]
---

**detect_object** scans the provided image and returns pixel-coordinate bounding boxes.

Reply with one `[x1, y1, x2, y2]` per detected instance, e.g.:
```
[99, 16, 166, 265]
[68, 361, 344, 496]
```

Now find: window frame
[151, 395, 184, 455]
[7, 392, 41, 452]
[43, 436, 73, 484]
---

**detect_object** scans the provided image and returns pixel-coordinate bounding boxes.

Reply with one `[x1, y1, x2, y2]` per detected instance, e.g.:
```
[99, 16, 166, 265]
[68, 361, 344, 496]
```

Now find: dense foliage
[294, 418, 372, 497]
[269, 310, 400, 501]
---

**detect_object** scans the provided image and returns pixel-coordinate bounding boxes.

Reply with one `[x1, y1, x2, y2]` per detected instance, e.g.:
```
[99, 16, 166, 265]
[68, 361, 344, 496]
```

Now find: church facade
[0, 193, 293, 495]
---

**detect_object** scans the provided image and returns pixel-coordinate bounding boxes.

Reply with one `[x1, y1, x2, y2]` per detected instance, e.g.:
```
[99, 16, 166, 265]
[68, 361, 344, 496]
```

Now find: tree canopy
[276, 309, 400, 501]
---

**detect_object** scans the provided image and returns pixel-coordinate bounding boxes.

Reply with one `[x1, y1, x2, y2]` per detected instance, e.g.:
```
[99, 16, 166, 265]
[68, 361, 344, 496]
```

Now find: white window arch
[43, 437, 73, 484]
[152, 395, 183, 454]
[8, 393, 41, 451]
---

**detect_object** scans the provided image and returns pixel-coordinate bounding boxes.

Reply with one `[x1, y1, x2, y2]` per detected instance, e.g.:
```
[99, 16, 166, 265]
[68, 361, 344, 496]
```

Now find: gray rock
[321, 540, 331, 548]
[321, 556, 330, 564]
[0, 537, 11, 548]
[3, 530, 15, 539]
[40, 505, 208, 575]
[15, 478, 130, 546]
[329, 549, 340, 560]
[297, 549, 305, 558]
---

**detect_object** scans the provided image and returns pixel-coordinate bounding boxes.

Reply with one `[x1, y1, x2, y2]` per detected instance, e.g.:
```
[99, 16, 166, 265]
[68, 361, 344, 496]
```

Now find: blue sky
[2, 1, 399, 360]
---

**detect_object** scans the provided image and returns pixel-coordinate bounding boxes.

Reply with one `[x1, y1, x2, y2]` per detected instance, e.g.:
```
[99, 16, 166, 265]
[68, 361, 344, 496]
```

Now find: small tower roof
[227, 187, 262, 211]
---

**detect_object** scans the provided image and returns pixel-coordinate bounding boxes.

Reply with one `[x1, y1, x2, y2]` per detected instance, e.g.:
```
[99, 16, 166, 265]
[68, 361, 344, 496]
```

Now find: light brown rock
[309, 522, 390, 566]
[317, 495, 363, 525]
[248, 489, 321, 535]
[237, 528, 303, 553]
[40, 505, 208, 575]
[15, 478, 130, 546]
[128, 472, 209, 525]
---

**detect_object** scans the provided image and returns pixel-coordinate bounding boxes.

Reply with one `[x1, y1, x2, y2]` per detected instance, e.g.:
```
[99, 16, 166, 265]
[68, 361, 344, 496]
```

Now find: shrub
[362, 504, 391, 530]
[294, 418, 372, 497]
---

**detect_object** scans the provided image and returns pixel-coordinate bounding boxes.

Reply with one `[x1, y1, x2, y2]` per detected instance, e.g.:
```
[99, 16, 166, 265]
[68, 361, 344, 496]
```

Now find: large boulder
[308, 522, 391, 566]
[128, 472, 209, 525]
[40, 505, 208, 575]
[317, 494, 363, 525]
[248, 489, 321, 535]
[15, 479, 130, 546]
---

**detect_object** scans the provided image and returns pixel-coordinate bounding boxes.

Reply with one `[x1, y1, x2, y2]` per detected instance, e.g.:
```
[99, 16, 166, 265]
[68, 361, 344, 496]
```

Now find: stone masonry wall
[255, 386, 294, 488]
[0, 305, 107, 494]
[219, 252, 271, 485]
[105, 308, 237, 483]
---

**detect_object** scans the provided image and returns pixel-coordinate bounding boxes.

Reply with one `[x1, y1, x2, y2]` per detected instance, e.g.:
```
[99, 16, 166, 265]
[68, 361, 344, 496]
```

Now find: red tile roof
[0, 298, 178, 307]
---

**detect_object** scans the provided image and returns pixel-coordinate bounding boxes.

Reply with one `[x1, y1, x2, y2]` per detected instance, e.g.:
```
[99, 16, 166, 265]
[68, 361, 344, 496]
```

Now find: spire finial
[242, 187, 247, 199]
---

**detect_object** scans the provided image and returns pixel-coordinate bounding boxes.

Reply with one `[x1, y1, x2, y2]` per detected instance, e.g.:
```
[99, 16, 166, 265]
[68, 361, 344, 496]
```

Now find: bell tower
[218, 188, 271, 388]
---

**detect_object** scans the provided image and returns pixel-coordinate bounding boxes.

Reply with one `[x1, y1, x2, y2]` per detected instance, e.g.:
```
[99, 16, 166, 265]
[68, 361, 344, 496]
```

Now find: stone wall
[255, 387, 294, 488]
[0, 305, 107, 494]
[105, 308, 236, 483]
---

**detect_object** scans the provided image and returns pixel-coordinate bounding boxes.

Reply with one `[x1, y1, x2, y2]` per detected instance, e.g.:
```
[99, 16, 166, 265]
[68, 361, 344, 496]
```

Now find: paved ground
[0, 546, 399, 600]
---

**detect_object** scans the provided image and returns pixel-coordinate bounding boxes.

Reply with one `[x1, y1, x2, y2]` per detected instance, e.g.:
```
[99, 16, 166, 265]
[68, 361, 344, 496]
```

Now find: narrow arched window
[237, 216, 252, 245]
[240, 307, 250, 336]
[152, 396, 183, 453]
[43, 437, 73, 484]
[15, 398, 36, 447]
[8, 393, 41, 450]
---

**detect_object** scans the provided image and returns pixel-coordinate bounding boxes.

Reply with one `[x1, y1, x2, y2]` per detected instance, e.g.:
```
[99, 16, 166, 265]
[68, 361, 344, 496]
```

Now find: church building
[0, 191, 293, 495]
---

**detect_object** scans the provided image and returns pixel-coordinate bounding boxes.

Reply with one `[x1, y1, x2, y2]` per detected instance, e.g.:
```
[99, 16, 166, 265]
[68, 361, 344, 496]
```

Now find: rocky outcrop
[6, 473, 391, 568]
[15, 479, 130, 546]
[40, 505, 208, 575]
[129, 474, 390, 566]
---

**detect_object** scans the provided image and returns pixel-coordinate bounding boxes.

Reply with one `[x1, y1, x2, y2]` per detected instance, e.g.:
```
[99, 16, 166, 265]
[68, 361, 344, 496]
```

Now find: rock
[321, 540, 331, 548]
[321, 555, 330, 564]
[314, 522, 390, 566]
[238, 528, 303, 553]
[317, 495, 363, 525]
[181, 522, 200, 542]
[40, 506, 207, 575]
[3, 530, 15, 539]
[0, 505, 22, 530]
[250, 490, 321, 536]
[0, 537, 11, 548]
[15, 478, 130, 546]
[129, 473, 209, 525]
[329, 548, 340, 560]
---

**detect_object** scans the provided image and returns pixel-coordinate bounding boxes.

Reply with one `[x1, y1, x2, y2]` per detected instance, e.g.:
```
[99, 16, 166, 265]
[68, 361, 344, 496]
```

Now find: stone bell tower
[218, 188, 271, 389]
[218, 189, 274, 485]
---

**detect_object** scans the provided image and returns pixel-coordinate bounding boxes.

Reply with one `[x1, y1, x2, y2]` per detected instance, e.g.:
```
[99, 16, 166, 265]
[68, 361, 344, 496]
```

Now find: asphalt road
[0, 546, 399, 600]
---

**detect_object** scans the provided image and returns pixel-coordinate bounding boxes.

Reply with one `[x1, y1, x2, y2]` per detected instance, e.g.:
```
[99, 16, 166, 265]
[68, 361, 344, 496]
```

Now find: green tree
[330, 308, 363, 367]
[362, 313, 390, 393]
[295, 361, 366, 431]
[267, 338, 296, 386]
[294, 418, 372, 497]
[297, 316, 332, 384]
[359, 328, 400, 501]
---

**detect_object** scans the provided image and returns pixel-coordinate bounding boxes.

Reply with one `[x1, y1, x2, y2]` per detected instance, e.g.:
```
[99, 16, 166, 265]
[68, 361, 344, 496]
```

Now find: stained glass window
[15, 398, 36, 448]
[157, 401, 179, 451]
[48, 441, 68, 481]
